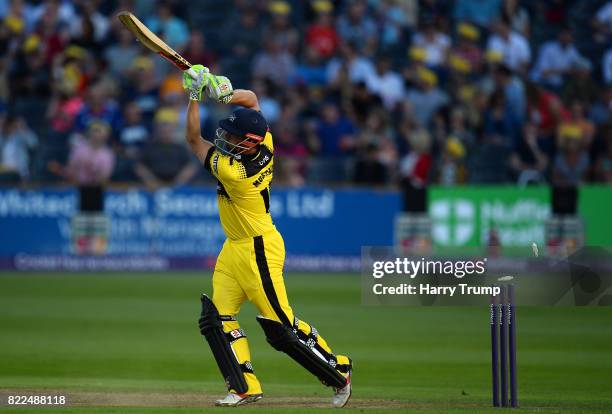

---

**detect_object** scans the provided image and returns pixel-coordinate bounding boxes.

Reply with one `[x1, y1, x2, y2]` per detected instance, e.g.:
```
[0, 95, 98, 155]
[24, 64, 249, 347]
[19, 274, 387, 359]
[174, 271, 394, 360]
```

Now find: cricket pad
[256, 316, 347, 388]
[198, 294, 248, 394]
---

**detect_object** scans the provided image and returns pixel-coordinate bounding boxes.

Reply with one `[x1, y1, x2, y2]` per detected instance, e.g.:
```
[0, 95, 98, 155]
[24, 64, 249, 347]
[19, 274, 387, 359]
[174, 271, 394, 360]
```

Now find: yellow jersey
[204, 131, 275, 240]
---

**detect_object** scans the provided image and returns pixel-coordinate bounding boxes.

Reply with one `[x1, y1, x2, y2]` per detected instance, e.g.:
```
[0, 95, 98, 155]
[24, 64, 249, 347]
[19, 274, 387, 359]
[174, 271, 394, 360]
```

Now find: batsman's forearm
[229, 89, 260, 111]
[186, 99, 201, 144]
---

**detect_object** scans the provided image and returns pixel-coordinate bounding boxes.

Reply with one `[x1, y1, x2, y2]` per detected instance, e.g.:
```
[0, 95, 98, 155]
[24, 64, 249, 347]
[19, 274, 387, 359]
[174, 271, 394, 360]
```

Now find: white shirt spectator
[412, 32, 451, 67]
[326, 57, 376, 84]
[487, 31, 531, 71]
[532, 41, 583, 86]
[366, 70, 405, 109]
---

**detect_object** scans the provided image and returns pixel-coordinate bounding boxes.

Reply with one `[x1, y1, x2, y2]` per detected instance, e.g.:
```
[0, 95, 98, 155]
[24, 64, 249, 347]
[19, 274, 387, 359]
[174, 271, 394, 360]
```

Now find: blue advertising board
[0, 187, 400, 270]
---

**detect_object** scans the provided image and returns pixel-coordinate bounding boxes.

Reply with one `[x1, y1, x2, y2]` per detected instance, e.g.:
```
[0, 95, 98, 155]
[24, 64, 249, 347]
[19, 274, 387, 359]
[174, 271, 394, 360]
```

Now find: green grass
[0, 272, 611, 413]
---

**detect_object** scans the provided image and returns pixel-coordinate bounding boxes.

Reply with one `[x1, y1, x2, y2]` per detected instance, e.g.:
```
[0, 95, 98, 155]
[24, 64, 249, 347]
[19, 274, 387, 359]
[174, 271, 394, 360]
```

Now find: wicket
[491, 284, 518, 408]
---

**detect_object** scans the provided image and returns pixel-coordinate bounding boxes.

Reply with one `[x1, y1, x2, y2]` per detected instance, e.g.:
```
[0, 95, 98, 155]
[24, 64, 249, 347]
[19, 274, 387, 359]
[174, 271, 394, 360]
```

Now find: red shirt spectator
[306, 11, 339, 59]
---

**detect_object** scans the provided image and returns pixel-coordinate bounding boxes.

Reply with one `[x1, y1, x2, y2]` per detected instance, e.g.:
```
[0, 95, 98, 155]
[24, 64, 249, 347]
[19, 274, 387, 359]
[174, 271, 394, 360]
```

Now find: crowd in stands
[1, 0, 612, 188]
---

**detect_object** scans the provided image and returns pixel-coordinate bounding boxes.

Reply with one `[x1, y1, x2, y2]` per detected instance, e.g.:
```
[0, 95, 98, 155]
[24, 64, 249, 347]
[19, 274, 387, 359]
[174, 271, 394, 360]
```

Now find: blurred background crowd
[1, 0, 612, 189]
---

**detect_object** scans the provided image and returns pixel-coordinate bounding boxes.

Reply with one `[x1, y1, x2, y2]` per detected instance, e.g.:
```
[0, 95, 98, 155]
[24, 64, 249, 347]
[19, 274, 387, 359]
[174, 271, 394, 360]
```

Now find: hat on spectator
[269, 1, 291, 15]
[23, 34, 40, 54]
[558, 123, 582, 140]
[88, 120, 111, 135]
[485, 50, 503, 64]
[409, 46, 426, 62]
[312, 0, 333, 13]
[446, 137, 466, 158]
[154, 108, 180, 124]
[417, 67, 438, 86]
[4, 16, 24, 34]
[457, 23, 479, 40]
[449, 54, 471, 74]
[65, 45, 87, 60]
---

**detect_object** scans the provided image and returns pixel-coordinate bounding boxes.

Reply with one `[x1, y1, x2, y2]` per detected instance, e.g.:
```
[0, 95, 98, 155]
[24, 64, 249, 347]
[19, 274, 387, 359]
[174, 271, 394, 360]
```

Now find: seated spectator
[526, 82, 570, 154]
[509, 123, 548, 185]
[314, 101, 356, 157]
[502, 0, 530, 36]
[531, 27, 585, 89]
[483, 89, 519, 146]
[182, 31, 216, 71]
[493, 64, 526, 123]
[265, 1, 299, 54]
[117, 101, 149, 156]
[135, 108, 197, 190]
[405, 67, 449, 127]
[73, 83, 121, 134]
[305, 1, 339, 59]
[326, 41, 376, 85]
[486, 17, 530, 73]
[253, 36, 296, 86]
[411, 18, 451, 69]
[0, 115, 37, 183]
[436, 137, 467, 185]
[336, 0, 378, 56]
[104, 26, 140, 77]
[365, 55, 405, 110]
[145, 2, 189, 52]
[123, 57, 159, 126]
[49, 121, 114, 185]
[453, 22, 483, 73]
[378, 0, 415, 49]
[399, 128, 432, 187]
[296, 46, 328, 87]
[593, 1, 612, 44]
[552, 125, 590, 187]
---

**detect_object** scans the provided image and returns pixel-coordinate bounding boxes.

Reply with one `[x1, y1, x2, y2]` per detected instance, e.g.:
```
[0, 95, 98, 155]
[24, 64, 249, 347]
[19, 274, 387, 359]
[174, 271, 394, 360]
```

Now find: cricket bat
[117, 11, 192, 72]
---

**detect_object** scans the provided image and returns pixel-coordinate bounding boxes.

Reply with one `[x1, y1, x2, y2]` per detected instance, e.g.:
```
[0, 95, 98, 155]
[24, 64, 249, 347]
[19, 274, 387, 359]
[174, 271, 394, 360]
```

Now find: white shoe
[215, 393, 263, 407]
[332, 370, 352, 408]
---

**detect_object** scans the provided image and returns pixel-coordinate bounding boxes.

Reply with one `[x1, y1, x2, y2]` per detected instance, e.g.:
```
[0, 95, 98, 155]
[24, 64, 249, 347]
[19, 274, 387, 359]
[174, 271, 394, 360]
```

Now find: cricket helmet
[215, 108, 268, 159]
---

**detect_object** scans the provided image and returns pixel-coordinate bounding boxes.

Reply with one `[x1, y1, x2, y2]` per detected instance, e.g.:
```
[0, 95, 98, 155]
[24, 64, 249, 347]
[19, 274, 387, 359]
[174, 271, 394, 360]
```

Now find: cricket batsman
[181, 65, 352, 408]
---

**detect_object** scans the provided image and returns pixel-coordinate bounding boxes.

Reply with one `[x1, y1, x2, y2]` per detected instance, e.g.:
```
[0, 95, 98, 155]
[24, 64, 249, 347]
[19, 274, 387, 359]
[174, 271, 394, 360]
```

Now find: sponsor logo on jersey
[253, 166, 273, 187]
[258, 155, 270, 166]
[213, 155, 219, 174]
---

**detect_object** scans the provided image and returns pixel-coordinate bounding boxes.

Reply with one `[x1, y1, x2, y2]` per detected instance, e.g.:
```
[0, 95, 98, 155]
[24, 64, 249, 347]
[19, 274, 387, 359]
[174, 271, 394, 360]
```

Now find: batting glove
[206, 74, 233, 104]
[182, 64, 209, 101]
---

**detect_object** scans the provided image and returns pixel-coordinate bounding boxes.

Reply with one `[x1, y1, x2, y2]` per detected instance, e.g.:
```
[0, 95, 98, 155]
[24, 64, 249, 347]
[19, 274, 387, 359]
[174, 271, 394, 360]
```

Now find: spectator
[526, 82, 569, 153]
[265, 1, 299, 54]
[135, 108, 197, 190]
[182, 31, 216, 71]
[405, 67, 449, 127]
[411, 18, 451, 69]
[296, 46, 328, 87]
[552, 124, 589, 187]
[74, 83, 121, 134]
[326, 42, 376, 85]
[563, 58, 598, 105]
[49, 121, 114, 185]
[305, 1, 339, 59]
[253, 36, 296, 86]
[314, 101, 356, 157]
[378, 0, 415, 49]
[353, 142, 387, 185]
[399, 128, 432, 187]
[336, 0, 378, 56]
[145, 2, 188, 52]
[365, 55, 404, 110]
[483, 89, 519, 145]
[486, 18, 531, 73]
[502, 0, 530, 36]
[104, 26, 140, 77]
[0, 114, 37, 182]
[436, 137, 467, 185]
[494, 64, 526, 123]
[531, 27, 585, 89]
[453, 22, 483, 73]
[509, 123, 548, 185]
[123, 57, 159, 126]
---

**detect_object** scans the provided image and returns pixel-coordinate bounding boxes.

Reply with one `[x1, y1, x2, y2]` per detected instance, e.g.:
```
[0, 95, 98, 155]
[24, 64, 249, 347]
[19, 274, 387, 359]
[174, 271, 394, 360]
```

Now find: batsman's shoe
[215, 392, 263, 407]
[332, 370, 352, 408]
